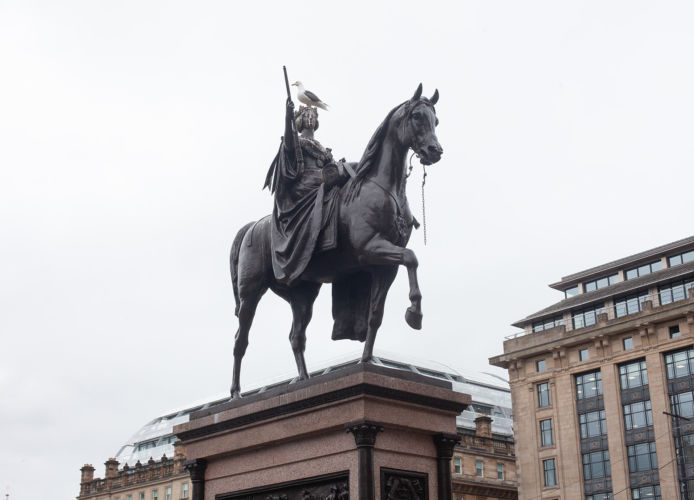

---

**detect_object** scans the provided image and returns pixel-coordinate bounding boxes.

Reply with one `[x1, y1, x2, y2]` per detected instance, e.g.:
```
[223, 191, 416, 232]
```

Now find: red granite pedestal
[176, 362, 470, 500]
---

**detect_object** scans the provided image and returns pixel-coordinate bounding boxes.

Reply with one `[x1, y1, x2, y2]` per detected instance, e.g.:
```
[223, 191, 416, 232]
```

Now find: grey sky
[1, 1, 693, 498]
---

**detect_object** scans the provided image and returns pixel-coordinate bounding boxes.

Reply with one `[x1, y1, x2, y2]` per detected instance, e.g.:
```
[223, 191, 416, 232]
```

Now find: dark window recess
[586, 494, 613, 500]
[579, 349, 589, 361]
[537, 359, 547, 372]
[614, 291, 650, 318]
[565, 286, 579, 299]
[573, 304, 606, 330]
[623, 337, 634, 350]
[576, 370, 603, 400]
[619, 360, 648, 389]
[625, 261, 662, 280]
[623, 400, 653, 430]
[627, 442, 658, 472]
[669, 325, 681, 339]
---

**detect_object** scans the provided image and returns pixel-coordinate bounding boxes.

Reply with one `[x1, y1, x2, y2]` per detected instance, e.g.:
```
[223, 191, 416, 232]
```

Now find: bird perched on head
[292, 81, 329, 111]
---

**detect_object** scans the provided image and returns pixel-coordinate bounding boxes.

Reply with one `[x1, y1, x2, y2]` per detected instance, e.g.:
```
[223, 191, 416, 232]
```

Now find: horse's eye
[435, 118, 439, 126]
[412, 112, 422, 120]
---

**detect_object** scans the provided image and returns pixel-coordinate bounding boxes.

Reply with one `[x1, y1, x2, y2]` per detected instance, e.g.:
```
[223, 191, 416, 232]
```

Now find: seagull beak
[291, 83, 296, 87]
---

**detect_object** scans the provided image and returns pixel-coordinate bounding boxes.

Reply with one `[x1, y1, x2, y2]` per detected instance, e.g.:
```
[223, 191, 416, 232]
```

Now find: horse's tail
[230, 221, 255, 317]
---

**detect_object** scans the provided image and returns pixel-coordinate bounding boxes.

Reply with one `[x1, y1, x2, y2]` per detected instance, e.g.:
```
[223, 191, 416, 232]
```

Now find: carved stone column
[346, 420, 383, 500]
[433, 433, 460, 500]
[184, 458, 207, 500]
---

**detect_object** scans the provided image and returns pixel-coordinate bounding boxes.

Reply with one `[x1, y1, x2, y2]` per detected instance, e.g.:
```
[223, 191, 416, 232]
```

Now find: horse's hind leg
[361, 267, 397, 363]
[230, 291, 264, 399]
[275, 282, 321, 380]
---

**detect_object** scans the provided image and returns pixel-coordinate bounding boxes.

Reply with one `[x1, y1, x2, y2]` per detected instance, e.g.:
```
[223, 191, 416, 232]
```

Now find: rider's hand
[287, 98, 294, 110]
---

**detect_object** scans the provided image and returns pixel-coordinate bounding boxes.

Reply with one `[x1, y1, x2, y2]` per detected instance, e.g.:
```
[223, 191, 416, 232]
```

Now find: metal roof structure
[114, 354, 513, 468]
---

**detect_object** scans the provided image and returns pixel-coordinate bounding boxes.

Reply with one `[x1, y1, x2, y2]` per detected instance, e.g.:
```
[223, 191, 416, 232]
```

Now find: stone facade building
[491, 236, 694, 500]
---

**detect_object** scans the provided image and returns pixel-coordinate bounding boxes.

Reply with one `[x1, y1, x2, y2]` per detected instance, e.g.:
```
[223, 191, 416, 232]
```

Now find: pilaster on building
[491, 235, 694, 500]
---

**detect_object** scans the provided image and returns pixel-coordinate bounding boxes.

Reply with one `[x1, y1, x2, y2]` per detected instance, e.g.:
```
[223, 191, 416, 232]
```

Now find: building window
[476, 459, 484, 476]
[623, 400, 653, 430]
[543, 458, 557, 487]
[153, 491, 158, 500]
[584, 274, 619, 293]
[533, 315, 565, 333]
[586, 494, 613, 500]
[540, 419, 554, 446]
[669, 250, 694, 267]
[140, 494, 144, 500]
[660, 278, 694, 305]
[579, 348, 589, 361]
[670, 325, 681, 339]
[665, 348, 694, 379]
[454, 457, 462, 474]
[537, 359, 547, 372]
[626, 260, 662, 280]
[127, 496, 132, 500]
[623, 337, 634, 350]
[576, 370, 602, 399]
[182, 483, 189, 499]
[627, 441, 658, 472]
[497, 463, 504, 480]
[619, 359, 648, 388]
[579, 410, 607, 438]
[166, 488, 171, 500]
[565, 285, 579, 299]
[670, 391, 694, 419]
[538, 382, 551, 407]
[631, 485, 661, 500]
[572, 304, 606, 329]
[614, 291, 650, 318]
[582, 450, 611, 480]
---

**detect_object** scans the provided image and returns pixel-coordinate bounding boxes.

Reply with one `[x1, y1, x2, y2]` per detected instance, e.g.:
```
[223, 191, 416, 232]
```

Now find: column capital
[433, 432, 460, 459]
[345, 420, 383, 447]
[184, 458, 207, 481]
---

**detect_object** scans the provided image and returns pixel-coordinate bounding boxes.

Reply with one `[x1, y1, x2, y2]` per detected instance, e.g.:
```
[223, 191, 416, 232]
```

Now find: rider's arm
[284, 98, 295, 153]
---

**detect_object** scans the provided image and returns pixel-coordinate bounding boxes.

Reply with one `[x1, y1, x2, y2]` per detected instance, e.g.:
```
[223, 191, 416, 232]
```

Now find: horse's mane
[345, 100, 407, 202]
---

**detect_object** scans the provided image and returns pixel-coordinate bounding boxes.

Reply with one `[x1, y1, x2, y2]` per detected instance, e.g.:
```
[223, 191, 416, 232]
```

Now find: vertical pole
[346, 421, 383, 500]
[434, 433, 460, 500]
[184, 459, 207, 500]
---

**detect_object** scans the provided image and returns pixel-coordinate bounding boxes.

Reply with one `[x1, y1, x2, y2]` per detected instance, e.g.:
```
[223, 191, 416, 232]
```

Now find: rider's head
[295, 106, 319, 133]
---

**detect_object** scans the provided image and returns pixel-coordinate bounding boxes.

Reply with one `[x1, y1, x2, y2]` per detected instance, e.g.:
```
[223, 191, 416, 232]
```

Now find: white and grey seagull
[291, 81, 329, 110]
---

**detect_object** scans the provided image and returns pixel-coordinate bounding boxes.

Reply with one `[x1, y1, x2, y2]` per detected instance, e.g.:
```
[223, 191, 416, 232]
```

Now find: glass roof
[114, 351, 513, 467]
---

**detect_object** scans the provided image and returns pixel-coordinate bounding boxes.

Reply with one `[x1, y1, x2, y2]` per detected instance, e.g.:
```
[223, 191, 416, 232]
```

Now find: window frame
[625, 260, 662, 280]
[536, 359, 547, 372]
[623, 400, 653, 430]
[627, 441, 658, 472]
[665, 347, 694, 379]
[542, 458, 557, 487]
[669, 325, 681, 339]
[540, 418, 554, 447]
[584, 274, 619, 293]
[533, 315, 565, 333]
[454, 456, 462, 474]
[579, 410, 607, 439]
[579, 348, 589, 361]
[538, 382, 551, 408]
[572, 303, 606, 330]
[497, 462, 504, 480]
[582, 450, 611, 480]
[576, 370, 603, 400]
[475, 459, 484, 477]
[619, 359, 648, 389]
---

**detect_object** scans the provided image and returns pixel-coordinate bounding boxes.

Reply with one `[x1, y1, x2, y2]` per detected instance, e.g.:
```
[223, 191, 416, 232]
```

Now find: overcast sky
[2, 1, 694, 498]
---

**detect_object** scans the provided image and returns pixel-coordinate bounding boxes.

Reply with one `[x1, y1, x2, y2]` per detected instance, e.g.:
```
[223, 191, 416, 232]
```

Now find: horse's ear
[411, 83, 423, 101]
[430, 89, 439, 105]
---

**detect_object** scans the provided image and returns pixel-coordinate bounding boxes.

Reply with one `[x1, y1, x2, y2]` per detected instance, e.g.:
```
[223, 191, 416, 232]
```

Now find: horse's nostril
[428, 144, 443, 155]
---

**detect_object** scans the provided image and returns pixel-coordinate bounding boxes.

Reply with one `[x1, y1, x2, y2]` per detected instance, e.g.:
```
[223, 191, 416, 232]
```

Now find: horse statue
[229, 84, 443, 399]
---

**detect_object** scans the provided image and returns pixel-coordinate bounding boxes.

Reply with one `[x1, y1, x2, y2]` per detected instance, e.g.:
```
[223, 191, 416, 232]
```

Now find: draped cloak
[264, 137, 340, 286]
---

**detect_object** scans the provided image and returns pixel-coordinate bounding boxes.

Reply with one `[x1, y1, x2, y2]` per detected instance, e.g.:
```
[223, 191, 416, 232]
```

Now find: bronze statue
[229, 83, 443, 399]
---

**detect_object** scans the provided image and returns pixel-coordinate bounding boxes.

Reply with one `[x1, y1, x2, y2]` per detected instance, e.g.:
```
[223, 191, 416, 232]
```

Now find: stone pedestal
[176, 362, 469, 500]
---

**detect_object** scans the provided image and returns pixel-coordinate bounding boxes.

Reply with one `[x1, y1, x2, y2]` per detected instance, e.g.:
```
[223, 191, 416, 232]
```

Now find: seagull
[291, 81, 329, 110]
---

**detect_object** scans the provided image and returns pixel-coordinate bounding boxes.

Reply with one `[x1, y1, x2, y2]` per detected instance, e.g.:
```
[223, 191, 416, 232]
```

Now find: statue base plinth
[176, 362, 470, 500]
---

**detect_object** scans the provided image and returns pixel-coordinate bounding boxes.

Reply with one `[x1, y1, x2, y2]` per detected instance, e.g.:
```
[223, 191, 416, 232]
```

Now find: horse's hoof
[360, 355, 373, 364]
[230, 390, 242, 400]
[405, 308, 423, 330]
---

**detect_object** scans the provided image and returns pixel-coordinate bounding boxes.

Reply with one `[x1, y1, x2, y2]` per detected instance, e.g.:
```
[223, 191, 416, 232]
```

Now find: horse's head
[401, 84, 443, 166]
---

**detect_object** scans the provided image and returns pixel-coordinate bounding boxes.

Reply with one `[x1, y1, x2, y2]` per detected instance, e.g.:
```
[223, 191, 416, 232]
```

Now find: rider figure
[263, 98, 352, 286]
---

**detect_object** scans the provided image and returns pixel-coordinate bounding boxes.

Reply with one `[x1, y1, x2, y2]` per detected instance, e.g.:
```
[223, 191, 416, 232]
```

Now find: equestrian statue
[229, 77, 443, 399]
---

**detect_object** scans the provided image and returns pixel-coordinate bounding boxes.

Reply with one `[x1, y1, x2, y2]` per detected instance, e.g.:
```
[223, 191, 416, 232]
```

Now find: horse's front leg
[359, 235, 423, 338]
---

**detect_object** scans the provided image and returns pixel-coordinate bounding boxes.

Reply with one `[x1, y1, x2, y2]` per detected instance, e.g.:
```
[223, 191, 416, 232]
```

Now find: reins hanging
[408, 151, 428, 245]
